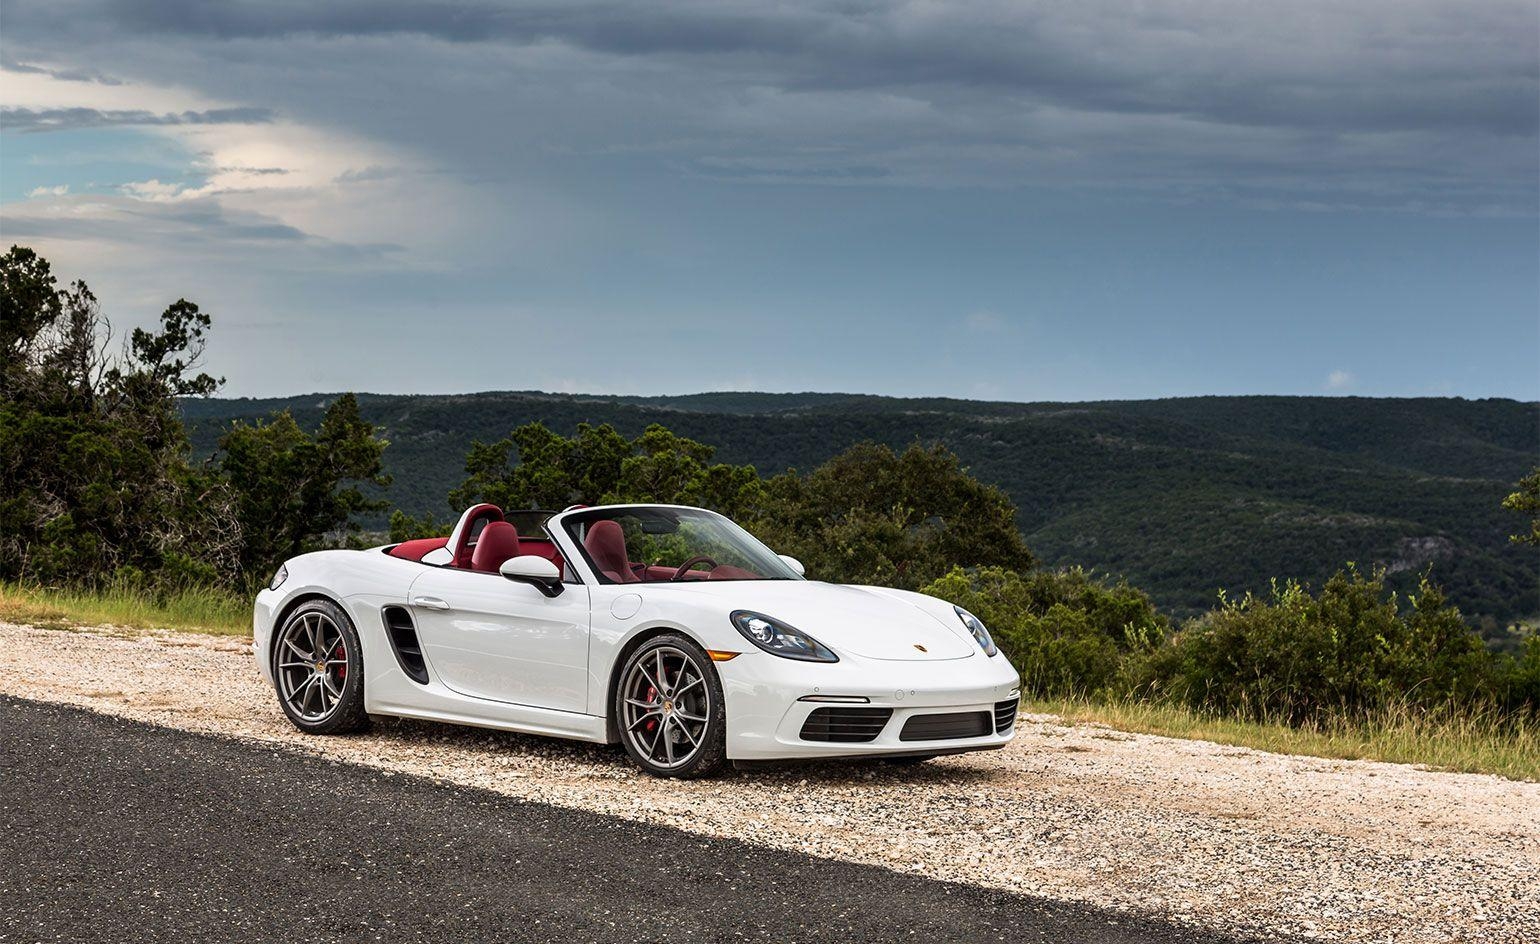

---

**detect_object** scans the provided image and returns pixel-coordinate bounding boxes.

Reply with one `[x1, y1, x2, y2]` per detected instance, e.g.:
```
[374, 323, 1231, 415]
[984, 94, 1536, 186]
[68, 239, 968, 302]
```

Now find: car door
[406, 567, 591, 714]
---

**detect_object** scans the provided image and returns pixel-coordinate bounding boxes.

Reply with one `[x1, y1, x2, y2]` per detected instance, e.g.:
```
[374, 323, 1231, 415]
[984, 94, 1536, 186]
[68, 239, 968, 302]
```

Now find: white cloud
[119, 178, 185, 200]
[2, 57, 445, 259]
[1325, 369, 1355, 391]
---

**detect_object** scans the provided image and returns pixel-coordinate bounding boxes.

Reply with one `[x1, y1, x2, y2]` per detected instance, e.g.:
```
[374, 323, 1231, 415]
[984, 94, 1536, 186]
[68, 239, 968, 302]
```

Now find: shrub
[1145, 567, 1503, 723]
[921, 565, 1167, 698]
[1496, 634, 1540, 715]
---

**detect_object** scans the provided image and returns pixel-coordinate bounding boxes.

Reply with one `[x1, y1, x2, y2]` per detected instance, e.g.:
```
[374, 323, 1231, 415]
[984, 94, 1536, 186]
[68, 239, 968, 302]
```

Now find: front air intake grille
[899, 711, 992, 742]
[994, 697, 1020, 734]
[800, 707, 893, 743]
[382, 606, 429, 684]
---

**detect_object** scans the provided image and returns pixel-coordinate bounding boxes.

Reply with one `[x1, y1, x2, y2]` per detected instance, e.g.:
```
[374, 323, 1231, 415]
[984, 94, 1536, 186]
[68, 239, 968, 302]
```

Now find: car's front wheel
[616, 634, 726, 778]
[273, 598, 369, 734]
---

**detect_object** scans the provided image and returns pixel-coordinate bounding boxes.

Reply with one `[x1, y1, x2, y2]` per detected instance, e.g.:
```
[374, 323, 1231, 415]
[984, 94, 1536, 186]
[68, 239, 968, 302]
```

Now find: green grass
[0, 581, 251, 637]
[1027, 695, 1540, 782]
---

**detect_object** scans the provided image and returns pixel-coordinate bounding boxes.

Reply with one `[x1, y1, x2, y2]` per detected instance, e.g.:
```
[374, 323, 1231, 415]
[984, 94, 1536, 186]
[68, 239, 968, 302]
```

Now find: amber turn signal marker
[706, 650, 741, 662]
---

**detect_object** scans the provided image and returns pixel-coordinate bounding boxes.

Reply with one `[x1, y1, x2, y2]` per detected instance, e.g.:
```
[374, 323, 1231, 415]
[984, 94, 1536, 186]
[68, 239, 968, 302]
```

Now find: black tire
[615, 634, 727, 778]
[272, 598, 369, 735]
[883, 754, 938, 766]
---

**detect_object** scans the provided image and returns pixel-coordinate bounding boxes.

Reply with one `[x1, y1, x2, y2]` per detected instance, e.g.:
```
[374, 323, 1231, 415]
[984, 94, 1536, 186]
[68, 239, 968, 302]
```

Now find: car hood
[651, 580, 977, 661]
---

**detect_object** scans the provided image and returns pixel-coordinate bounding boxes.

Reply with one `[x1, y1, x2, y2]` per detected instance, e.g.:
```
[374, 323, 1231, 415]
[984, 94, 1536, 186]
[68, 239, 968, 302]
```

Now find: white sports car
[254, 503, 1020, 777]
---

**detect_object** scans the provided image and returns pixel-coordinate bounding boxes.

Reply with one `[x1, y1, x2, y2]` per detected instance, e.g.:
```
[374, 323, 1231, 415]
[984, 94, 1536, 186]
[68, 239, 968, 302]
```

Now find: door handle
[412, 595, 451, 611]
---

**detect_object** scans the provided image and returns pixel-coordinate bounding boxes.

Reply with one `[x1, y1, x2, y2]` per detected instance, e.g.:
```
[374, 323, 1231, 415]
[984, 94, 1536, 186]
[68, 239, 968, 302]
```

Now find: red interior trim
[387, 507, 566, 575]
[386, 537, 449, 562]
[387, 533, 564, 574]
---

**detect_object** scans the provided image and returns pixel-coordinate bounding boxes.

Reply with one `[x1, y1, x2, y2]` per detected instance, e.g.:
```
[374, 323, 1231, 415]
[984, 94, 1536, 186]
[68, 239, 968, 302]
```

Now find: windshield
[562, 506, 801, 584]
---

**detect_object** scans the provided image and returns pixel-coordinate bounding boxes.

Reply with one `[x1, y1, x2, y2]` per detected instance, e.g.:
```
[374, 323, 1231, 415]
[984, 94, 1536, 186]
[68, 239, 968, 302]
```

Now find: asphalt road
[0, 696, 1257, 943]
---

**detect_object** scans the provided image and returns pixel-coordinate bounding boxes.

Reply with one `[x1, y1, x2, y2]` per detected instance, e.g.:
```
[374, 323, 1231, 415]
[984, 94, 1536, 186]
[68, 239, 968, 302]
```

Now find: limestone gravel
[2, 622, 1535, 943]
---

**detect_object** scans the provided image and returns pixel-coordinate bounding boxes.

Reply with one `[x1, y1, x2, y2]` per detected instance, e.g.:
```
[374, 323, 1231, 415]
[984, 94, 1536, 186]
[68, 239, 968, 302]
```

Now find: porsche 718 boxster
[254, 503, 1021, 777]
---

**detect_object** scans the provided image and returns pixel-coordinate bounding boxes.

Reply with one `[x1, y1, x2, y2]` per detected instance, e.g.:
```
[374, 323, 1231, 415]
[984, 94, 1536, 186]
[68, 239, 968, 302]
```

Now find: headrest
[449, 503, 504, 568]
[584, 519, 637, 583]
[471, 521, 521, 573]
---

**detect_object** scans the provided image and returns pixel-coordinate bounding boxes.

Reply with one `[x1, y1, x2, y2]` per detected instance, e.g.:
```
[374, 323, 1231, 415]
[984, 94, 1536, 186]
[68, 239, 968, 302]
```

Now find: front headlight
[730, 610, 838, 662]
[954, 606, 998, 656]
[269, 563, 289, 591]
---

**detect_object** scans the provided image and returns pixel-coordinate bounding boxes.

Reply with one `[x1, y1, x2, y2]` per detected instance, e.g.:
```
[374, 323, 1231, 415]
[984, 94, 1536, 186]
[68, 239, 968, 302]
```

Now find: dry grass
[0, 581, 250, 637]
[1029, 695, 1539, 782]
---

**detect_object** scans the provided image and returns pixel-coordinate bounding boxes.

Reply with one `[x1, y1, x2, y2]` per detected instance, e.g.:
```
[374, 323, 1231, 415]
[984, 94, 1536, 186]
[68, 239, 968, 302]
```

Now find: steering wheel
[670, 556, 720, 581]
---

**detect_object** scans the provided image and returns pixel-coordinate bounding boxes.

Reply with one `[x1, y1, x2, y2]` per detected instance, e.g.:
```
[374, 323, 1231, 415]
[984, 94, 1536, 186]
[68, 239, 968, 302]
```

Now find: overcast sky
[1, 1, 1536, 401]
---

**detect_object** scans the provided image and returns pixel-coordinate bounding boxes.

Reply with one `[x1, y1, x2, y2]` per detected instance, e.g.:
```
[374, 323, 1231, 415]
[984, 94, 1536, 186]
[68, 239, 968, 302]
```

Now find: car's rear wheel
[273, 598, 369, 734]
[616, 635, 726, 778]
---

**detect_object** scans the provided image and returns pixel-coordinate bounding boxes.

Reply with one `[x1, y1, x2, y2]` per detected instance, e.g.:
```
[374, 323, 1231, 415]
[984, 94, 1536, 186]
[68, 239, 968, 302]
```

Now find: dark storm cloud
[0, 56, 123, 84]
[1, 194, 406, 262]
[10, 0, 1531, 139]
[1, 1, 1534, 213]
[2, 106, 274, 133]
[2, 194, 306, 241]
[61, 1, 817, 51]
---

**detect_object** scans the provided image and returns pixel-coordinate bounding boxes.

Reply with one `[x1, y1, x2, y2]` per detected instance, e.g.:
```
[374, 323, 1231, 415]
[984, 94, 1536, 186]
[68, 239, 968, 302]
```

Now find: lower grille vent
[382, 606, 429, 684]
[899, 711, 992, 742]
[800, 707, 893, 743]
[994, 697, 1020, 734]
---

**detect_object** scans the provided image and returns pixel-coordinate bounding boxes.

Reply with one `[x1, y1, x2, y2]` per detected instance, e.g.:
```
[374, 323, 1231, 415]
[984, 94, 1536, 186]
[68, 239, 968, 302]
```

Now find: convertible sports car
[253, 503, 1021, 777]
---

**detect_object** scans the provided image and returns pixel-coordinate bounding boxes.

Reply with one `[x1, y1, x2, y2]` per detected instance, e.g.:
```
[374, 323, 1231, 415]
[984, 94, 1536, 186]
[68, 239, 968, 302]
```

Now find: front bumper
[719, 649, 1020, 760]
[252, 588, 280, 686]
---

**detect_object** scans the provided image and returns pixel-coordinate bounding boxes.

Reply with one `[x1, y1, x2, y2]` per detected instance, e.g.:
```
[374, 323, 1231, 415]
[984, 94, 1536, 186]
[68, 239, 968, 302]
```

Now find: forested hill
[182, 392, 1539, 626]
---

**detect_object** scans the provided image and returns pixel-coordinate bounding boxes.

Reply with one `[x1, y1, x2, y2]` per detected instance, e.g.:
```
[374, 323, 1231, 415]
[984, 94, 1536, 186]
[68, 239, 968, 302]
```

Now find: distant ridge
[183, 391, 1540, 630]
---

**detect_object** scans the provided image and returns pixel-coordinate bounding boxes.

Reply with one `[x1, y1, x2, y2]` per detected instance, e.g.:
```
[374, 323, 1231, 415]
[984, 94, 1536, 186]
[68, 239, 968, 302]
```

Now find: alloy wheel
[620, 645, 712, 770]
[276, 611, 349, 723]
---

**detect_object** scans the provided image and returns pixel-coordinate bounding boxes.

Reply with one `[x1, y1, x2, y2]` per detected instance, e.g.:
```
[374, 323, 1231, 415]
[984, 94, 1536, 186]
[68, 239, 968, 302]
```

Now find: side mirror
[777, 554, 805, 577]
[499, 555, 564, 597]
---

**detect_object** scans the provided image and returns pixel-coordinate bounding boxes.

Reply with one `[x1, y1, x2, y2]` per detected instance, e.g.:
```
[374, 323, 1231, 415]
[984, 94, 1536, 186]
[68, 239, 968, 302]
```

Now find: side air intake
[382, 606, 429, 684]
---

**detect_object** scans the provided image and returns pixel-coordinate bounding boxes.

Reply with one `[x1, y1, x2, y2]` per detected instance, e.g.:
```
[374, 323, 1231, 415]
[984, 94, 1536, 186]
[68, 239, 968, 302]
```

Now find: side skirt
[367, 699, 609, 744]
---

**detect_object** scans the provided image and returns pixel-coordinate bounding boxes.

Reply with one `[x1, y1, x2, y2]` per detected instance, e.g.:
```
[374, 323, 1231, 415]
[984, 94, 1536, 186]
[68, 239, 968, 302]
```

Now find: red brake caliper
[334, 643, 347, 681]
[643, 684, 658, 736]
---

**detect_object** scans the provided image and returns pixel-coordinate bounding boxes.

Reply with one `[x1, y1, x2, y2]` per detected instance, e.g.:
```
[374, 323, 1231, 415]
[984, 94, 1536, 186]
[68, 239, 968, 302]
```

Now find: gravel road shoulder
[2, 622, 1535, 943]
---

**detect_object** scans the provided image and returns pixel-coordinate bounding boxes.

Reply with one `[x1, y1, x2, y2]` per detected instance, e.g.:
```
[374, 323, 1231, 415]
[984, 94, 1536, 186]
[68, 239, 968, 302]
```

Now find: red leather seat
[470, 521, 521, 573]
[584, 520, 638, 583]
[451, 503, 505, 568]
